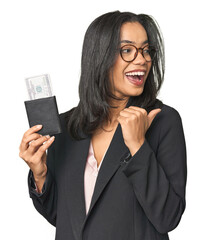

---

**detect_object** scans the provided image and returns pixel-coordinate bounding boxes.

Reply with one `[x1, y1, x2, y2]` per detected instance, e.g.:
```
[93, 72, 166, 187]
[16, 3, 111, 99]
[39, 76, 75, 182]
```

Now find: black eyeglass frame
[119, 44, 157, 63]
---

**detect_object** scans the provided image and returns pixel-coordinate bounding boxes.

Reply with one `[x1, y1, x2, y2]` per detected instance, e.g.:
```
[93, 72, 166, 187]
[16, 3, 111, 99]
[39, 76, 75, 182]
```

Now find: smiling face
[109, 21, 152, 102]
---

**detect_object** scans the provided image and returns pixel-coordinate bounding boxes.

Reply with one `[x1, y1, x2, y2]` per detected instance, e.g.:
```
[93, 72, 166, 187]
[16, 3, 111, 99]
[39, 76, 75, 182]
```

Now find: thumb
[147, 108, 161, 128]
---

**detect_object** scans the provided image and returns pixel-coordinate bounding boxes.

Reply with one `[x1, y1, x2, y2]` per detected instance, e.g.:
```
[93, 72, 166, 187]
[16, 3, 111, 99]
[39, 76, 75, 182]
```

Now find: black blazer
[28, 99, 187, 240]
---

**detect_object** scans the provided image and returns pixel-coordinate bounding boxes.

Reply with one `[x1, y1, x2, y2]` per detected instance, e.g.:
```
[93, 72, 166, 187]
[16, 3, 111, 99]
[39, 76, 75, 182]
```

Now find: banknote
[25, 74, 53, 100]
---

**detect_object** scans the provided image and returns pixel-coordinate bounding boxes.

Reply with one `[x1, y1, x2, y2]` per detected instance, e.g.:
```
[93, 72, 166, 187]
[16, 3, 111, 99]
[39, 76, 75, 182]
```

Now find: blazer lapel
[66, 98, 134, 238]
[64, 134, 90, 240]
[84, 122, 130, 218]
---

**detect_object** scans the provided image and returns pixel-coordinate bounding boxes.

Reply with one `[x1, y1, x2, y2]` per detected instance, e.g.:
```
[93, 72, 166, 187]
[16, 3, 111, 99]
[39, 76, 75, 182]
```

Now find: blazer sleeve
[28, 135, 57, 227]
[121, 106, 187, 234]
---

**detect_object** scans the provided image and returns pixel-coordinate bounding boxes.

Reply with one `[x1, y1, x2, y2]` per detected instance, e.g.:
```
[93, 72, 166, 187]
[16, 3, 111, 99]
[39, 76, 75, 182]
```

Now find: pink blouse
[84, 141, 108, 215]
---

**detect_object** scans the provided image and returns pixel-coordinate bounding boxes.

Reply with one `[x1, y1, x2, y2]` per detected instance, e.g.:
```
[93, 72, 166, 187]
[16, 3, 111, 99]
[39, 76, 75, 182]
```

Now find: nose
[132, 50, 147, 65]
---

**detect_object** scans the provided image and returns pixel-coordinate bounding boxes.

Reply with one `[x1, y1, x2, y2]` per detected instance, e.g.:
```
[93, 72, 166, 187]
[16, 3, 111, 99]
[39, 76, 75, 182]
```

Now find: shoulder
[149, 99, 183, 131]
[52, 107, 77, 142]
[150, 98, 181, 119]
[59, 107, 76, 128]
[159, 103, 182, 123]
[146, 101, 185, 151]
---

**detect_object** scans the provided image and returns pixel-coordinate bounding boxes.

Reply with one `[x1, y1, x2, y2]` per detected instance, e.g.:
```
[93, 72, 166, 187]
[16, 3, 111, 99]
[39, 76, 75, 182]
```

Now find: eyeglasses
[120, 44, 157, 63]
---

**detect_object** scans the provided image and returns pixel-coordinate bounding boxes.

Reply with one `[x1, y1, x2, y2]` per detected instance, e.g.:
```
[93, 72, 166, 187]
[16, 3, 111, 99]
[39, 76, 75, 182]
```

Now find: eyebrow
[120, 40, 149, 45]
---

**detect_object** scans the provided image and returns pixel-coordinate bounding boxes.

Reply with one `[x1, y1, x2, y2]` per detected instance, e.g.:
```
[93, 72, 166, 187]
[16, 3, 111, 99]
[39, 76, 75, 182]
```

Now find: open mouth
[126, 74, 144, 82]
[125, 71, 145, 84]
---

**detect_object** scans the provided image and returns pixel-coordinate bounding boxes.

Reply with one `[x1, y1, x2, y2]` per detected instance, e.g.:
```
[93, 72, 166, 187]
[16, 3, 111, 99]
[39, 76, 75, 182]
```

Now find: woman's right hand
[19, 125, 55, 192]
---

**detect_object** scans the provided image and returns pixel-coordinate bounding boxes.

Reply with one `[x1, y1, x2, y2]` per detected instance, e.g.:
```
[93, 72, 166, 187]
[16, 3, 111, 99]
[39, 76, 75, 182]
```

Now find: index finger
[128, 106, 147, 115]
[23, 125, 43, 138]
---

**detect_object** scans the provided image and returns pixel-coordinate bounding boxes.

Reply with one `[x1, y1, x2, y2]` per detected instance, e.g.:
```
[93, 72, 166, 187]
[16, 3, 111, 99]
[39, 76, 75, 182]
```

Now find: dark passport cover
[24, 96, 62, 135]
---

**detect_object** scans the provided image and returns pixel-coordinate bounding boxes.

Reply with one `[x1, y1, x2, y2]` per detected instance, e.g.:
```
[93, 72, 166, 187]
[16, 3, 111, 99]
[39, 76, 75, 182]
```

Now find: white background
[0, 0, 205, 239]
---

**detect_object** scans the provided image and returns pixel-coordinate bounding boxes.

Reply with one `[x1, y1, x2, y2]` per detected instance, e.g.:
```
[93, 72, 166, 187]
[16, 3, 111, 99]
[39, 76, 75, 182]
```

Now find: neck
[106, 97, 129, 126]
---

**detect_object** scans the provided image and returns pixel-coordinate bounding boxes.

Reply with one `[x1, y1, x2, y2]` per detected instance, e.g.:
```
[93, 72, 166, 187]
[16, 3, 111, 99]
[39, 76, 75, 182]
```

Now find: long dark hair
[66, 10, 165, 140]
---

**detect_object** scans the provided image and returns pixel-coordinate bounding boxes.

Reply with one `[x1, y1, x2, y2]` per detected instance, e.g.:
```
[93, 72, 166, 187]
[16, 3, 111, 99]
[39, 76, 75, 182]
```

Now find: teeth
[126, 71, 145, 76]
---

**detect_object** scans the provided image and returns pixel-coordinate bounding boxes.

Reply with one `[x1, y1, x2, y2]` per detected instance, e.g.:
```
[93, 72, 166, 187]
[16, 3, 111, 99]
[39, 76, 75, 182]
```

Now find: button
[120, 152, 131, 165]
[124, 153, 131, 163]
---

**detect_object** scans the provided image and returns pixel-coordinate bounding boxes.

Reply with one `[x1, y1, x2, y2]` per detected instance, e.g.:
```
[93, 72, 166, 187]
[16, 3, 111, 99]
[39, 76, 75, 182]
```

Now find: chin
[130, 87, 144, 97]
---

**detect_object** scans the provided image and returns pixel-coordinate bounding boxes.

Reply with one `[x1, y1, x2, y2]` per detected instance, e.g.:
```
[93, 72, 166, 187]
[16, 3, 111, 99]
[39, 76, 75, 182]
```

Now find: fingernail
[36, 125, 42, 129]
[45, 135, 50, 139]
[49, 136, 55, 141]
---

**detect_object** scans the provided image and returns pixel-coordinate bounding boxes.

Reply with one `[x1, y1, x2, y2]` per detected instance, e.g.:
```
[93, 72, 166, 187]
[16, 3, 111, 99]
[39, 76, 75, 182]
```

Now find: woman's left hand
[117, 106, 161, 156]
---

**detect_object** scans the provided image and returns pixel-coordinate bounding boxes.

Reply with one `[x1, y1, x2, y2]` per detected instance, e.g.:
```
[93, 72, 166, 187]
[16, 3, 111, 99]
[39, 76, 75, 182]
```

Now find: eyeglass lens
[120, 45, 156, 62]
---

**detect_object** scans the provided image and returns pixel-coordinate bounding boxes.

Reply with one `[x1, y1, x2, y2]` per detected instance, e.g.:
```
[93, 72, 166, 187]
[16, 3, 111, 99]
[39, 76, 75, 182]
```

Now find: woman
[19, 11, 187, 240]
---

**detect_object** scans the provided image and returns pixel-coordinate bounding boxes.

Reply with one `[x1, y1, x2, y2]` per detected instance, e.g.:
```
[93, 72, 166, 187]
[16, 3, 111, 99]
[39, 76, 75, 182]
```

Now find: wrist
[33, 171, 47, 194]
[33, 168, 47, 183]
[33, 173, 46, 183]
[128, 139, 145, 156]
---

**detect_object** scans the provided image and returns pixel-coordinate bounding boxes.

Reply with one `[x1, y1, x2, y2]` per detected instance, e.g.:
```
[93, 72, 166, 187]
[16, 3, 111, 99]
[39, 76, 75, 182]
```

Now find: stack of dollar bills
[25, 74, 53, 100]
